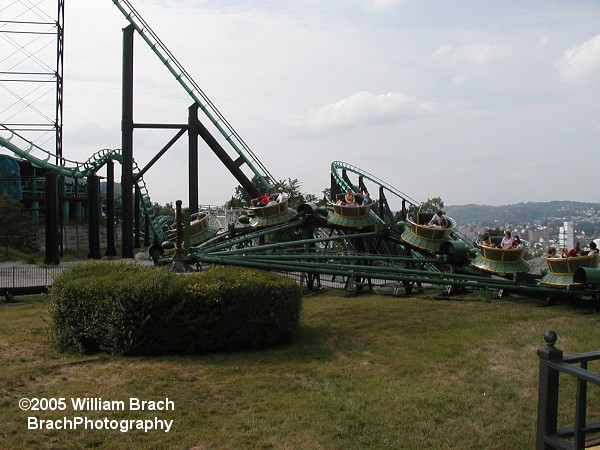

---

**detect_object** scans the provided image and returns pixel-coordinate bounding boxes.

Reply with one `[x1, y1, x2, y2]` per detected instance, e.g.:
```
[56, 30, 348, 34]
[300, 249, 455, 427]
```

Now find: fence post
[536, 330, 564, 450]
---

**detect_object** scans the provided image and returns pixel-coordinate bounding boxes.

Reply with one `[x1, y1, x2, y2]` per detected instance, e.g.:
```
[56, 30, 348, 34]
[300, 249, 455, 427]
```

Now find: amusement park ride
[1, 1, 599, 303]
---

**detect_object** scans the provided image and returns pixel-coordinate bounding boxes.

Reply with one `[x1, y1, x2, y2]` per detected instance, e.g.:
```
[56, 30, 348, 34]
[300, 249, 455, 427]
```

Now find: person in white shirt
[275, 187, 289, 203]
[428, 210, 448, 228]
[501, 231, 514, 248]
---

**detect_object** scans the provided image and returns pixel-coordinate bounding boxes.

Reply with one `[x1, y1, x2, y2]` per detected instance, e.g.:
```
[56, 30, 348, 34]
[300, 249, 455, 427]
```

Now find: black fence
[536, 331, 600, 449]
[0, 265, 65, 296]
[276, 270, 439, 296]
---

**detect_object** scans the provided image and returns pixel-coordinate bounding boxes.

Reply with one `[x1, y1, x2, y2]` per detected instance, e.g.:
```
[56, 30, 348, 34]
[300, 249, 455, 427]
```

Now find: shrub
[47, 262, 302, 355]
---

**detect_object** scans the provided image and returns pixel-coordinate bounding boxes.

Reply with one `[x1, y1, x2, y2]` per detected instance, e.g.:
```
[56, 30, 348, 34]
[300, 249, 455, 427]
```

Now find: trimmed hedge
[47, 262, 302, 355]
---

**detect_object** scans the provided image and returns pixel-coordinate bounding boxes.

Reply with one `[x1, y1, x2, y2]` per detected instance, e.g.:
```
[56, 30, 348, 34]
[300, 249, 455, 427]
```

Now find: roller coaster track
[191, 210, 600, 300]
[331, 161, 475, 251]
[111, 0, 274, 191]
[3, 3, 595, 301]
[192, 161, 588, 299]
[330, 160, 445, 272]
[0, 124, 165, 241]
[331, 160, 421, 211]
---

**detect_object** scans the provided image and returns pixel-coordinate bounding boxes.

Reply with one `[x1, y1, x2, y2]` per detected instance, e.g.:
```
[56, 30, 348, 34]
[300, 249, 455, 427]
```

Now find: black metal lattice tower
[0, 0, 64, 157]
[1, 0, 64, 263]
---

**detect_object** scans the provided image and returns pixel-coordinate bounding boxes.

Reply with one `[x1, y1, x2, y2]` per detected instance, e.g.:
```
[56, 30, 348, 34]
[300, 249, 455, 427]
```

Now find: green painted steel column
[121, 24, 135, 258]
[62, 200, 69, 224]
[105, 160, 117, 257]
[188, 105, 199, 215]
[87, 175, 101, 260]
[44, 172, 60, 265]
[31, 200, 39, 225]
[184, 209, 191, 253]
[134, 187, 141, 249]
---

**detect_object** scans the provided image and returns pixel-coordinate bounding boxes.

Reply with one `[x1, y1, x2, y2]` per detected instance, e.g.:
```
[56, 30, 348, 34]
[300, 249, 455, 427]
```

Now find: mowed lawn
[2, 290, 600, 449]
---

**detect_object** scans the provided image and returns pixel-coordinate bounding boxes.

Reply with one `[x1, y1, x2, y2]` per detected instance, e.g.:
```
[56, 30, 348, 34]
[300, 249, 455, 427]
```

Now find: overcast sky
[2, 0, 600, 209]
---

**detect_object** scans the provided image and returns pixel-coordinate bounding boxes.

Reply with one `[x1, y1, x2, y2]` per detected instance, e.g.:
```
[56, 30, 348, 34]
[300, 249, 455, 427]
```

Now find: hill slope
[445, 201, 600, 225]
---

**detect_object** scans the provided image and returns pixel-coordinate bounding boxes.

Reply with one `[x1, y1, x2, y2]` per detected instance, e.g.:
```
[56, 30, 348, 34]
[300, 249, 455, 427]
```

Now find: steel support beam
[121, 24, 135, 258]
[188, 104, 199, 214]
[44, 172, 60, 265]
[194, 117, 261, 199]
[87, 174, 101, 259]
[105, 160, 117, 256]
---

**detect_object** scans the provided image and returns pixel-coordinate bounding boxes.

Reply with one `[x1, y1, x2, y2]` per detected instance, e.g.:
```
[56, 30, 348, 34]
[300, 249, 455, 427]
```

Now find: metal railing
[0, 265, 65, 290]
[536, 331, 600, 449]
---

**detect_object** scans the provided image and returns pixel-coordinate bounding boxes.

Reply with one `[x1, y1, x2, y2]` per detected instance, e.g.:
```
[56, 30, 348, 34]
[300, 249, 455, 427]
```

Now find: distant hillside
[445, 201, 600, 225]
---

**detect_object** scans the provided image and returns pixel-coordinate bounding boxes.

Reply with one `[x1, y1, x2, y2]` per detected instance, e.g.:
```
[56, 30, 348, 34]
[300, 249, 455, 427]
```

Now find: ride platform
[164, 211, 219, 249]
[242, 199, 298, 228]
[326, 203, 378, 228]
[541, 254, 599, 287]
[471, 235, 531, 276]
[400, 212, 455, 253]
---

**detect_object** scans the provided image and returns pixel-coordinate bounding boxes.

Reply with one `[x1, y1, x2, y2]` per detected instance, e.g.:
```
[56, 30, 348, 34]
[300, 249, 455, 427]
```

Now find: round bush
[47, 262, 302, 355]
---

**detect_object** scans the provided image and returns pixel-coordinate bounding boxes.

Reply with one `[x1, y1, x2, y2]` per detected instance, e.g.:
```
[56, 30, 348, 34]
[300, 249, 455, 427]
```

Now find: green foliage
[47, 263, 302, 355]
[0, 192, 38, 254]
[228, 175, 270, 207]
[228, 176, 321, 209]
[274, 178, 303, 208]
[0, 247, 42, 263]
[487, 227, 504, 237]
[153, 201, 175, 217]
[227, 195, 244, 208]
[420, 196, 445, 212]
[403, 196, 445, 221]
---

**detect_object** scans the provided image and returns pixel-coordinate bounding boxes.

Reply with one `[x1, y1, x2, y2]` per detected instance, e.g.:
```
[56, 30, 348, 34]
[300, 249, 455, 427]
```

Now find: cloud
[294, 91, 436, 131]
[433, 43, 512, 86]
[555, 34, 600, 81]
[363, 0, 404, 12]
[433, 43, 503, 66]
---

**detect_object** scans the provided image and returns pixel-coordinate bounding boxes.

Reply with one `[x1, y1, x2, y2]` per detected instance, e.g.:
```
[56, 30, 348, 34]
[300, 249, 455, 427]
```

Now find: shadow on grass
[146, 322, 341, 369]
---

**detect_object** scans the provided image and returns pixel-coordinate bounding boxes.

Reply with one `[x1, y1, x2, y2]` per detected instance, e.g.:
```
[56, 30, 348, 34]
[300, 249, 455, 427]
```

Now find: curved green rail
[331, 160, 421, 210]
[0, 124, 165, 241]
[111, 0, 273, 192]
[329, 160, 444, 272]
[331, 161, 476, 252]
[189, 205, 600, 300]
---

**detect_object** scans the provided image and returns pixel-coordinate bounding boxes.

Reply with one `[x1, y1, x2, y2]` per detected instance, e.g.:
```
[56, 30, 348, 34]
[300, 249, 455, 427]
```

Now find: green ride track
[0, 124, 166, 242]
[3, 1, 599, 304]
[111, 0, 274, 193]
[174, 161, 600, 303]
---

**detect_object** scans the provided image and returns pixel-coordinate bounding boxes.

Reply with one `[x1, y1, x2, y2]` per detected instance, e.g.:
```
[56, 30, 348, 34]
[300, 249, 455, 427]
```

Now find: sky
[2, 0, 600, 210]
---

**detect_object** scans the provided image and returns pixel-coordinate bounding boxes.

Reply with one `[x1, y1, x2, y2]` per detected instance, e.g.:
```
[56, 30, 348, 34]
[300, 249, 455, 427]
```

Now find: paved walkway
[0, 252, 153, 290]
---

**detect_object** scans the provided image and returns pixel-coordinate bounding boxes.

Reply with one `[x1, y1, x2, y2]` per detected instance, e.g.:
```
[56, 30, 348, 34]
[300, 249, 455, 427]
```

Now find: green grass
[0, 247, 132, 264]
[1, 291, 600, 449]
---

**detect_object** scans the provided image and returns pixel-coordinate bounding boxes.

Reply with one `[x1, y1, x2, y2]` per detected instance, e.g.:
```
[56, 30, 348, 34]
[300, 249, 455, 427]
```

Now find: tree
[153, 202, 175, 217]
[226, 196, 244, 208]
[405, 196, 445, 220]
[0, 193, 37, 254]
[228, 177, 320, 209]
[227, 176, 268, 207]
[420, 196, 445, 212]
[486, 227, 503, 237]
[275, 178, 303, 208]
